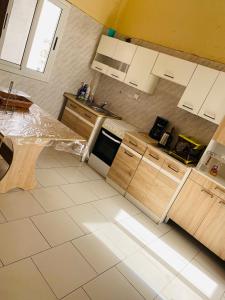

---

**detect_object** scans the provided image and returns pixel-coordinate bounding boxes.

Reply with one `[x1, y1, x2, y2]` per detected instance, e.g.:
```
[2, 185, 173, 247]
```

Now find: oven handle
[102, 130, 121, 144]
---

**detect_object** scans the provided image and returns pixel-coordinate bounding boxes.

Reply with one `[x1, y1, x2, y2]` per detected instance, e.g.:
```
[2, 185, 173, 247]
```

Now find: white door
[96, 35, 117, 57]
[178, 65, 219, 114]
[112, 40, 137, 64]
[198, 72, 225, 124]
[152, 53, 197, 86]
[125, 46, 159, 93]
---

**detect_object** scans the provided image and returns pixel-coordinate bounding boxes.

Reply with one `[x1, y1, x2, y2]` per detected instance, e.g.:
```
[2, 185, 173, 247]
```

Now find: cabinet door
[124, 46, 159, 93]
[198, 71, 225, 124]
[61, 109, 92, 140]
[195, 198, 225, 260]
[96, 35, 117, 57]
[152, 53, 197, 86]
[127, 159, 158, 204]
[112, 40, 137, 64]
[168, 178, 215, 235]
[91, 60, 108, 75]
[178, 65, 219, 114]
[107, 144, 141, 190]
[146, 172, 178, 218]
[107, 67, 126, 82]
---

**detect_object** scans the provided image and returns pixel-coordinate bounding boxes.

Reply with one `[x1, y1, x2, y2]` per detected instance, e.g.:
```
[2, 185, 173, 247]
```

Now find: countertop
[102, 119, 139, 139]
[64, 93, 121, 119]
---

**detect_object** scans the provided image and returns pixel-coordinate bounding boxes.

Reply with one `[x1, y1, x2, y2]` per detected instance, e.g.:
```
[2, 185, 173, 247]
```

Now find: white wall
[0, 5, 103, 117]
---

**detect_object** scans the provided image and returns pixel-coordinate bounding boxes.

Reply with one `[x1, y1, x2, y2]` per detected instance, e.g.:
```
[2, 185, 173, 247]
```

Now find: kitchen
[0, 1, 224, 300]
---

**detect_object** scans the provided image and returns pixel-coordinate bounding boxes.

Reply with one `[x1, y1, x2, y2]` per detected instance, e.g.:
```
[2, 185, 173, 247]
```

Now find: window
[0, 0, 70, 81]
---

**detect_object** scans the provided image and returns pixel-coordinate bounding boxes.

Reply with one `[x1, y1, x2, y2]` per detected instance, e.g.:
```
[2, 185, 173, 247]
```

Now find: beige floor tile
[0, 191, 44, 221]
[0, 259, 56, 300]
[63, 288, 90, 300]
[116, 213, 167, 251]
[33, 243, 96, 299]
[73, 233, 124, 273]
[79, 165, 102, 180]
[55, 152, 83, 167]
[88, 180, 118, 199]
[32, 211, 84, 246]
[93, 195, 140, 221]
[66, 204, 109, 234]
[84, 268, 144, 300]
[36, 169, 67, 187]
[0, 219, 49, 265]
[147, 229, 200, 273]
[61, 182, 99, 205]
[36, 153, 62, 169]
[55, 167, 89, 184]
[30, 186, 74, 212]
[97, 223, 141, 256]
[177, 252, 225, 300]
[137, 213, 172, 235]
[117, 250, 176, 299]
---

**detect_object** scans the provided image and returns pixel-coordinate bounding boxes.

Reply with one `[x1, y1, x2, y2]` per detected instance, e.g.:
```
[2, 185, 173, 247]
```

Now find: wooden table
[0, 104, 85, 193]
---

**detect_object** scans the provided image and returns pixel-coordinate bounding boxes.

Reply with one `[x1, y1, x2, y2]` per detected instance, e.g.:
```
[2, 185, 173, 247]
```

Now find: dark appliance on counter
[149, 116, 169, 141]
[169, 134, 206, 165]
[158, 127, 174, 149]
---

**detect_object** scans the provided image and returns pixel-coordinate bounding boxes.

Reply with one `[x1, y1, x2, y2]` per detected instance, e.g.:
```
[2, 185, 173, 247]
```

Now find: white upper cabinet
[198, 72, 225, 124]
[96, 35, 117, 57]
[112, 40, 137, 64]
[124, 46, 159, 93]
[178, 65, 219, 114]
[152, 53, 197, 86]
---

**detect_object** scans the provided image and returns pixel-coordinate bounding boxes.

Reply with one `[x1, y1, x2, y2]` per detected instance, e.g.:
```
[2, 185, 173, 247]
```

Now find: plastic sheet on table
[0, 104, 86, 150]
[54, 140, 87, 155]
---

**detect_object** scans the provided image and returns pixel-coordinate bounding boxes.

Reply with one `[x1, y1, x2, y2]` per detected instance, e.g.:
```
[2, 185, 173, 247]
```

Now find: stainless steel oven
[88, 128, 122, 177]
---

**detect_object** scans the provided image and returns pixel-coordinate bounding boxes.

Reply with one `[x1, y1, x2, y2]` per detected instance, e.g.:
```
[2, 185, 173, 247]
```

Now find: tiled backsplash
[94, 34, 223, 145]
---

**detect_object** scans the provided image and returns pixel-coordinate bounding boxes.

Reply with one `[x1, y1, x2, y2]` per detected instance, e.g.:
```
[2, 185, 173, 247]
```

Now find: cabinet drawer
[107, 145, 141, 190]
[144, 145, 164, 167]
[66, 100, 97, 125]
[162, 158, 187, 179]
[123, 133, 147, 155]
[152, 53, 197, 86]
[107, 67, 126, 82]
[61, 109, 92, 140]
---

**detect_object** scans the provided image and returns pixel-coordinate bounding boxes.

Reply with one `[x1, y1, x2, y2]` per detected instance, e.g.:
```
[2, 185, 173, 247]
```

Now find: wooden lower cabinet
[168, 178, 215, 235]
[213, 116, 225, 146]
[127, 159, 178, 219]
[194, 198, 225, 260]
[107, 145, 141, 190]
[61, 109, 93, 140]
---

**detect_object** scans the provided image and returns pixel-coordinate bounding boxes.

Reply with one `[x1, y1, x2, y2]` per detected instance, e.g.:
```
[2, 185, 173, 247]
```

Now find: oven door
[92, 128, 121, 166]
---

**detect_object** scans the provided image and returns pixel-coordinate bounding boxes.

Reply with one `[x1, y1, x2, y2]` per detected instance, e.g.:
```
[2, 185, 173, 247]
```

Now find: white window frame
[0, 0, 70, 82]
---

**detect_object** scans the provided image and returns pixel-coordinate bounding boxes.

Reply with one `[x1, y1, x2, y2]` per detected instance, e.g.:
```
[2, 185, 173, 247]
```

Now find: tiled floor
[0, 147, 224, 300]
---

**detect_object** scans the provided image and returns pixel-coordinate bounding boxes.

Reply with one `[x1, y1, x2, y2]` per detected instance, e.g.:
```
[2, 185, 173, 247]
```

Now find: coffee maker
[149, 116, 169, 141]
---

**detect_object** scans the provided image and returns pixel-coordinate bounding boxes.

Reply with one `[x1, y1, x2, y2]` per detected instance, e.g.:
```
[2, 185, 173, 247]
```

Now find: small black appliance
[149, 116, 169, 141]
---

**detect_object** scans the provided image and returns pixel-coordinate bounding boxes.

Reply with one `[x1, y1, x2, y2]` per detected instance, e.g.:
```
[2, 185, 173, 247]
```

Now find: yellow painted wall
[116, 0, 225, 64]
[67, 0, 121, 27]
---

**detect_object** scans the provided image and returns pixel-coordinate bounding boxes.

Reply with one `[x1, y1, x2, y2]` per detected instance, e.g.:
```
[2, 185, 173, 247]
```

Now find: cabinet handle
[164, 73, 174, 79]
[84, 113, 91, 119]
[129, 82, 138, 87]
[182, 104, 193, 111]
[3, 13, 8, 29]
[203, 113, 215, 120]
[215, 186, 225, 194]
[168, 164, 179, 173]
[201, 188, 214, 198]
[124, 150, 134, 157]
[219, 200, 225, 206]
[53, 37, 58, 51]
[95, 66, 102, 71]
[149, 152, 160, 160]
[128, 140, 138, 147]
[111, 74, 119, 78]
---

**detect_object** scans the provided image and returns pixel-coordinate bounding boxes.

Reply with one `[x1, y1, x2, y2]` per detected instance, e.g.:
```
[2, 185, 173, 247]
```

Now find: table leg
[0, 140, 45, 193]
